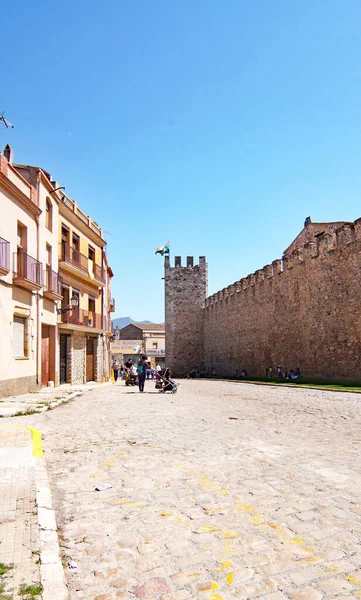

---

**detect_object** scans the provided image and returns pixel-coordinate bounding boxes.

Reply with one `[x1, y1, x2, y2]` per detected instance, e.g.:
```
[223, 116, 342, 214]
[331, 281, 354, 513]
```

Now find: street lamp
[57, 294, 79, 314]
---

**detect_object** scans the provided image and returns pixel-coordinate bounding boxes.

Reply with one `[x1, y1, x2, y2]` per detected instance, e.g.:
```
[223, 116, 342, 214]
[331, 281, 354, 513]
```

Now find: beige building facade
[56, 190, 112, 384]
[0, 146, 61, 395]
[0, 145, 114, 396]
[111, 323, 165, 368]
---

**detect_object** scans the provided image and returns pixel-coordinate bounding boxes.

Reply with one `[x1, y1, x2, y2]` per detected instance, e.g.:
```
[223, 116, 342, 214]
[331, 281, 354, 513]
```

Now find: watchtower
[164, 255, 208, 376]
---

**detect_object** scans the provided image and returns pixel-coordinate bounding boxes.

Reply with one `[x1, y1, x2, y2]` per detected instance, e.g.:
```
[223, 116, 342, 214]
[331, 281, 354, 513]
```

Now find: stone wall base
[0, 375, 38, 398]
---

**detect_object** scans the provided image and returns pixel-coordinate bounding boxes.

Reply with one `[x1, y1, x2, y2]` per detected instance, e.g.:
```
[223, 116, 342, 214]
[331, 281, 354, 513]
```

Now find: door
[41, 325, 50, 387]
[86, 337, 95, 382]
[60, 334, 68, 384]
[88, 297, 96, 328]
[61, 226, 69, 261]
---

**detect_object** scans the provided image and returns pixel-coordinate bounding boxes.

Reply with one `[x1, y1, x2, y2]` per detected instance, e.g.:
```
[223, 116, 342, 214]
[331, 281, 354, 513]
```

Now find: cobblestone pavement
[14, 380, 361, 599]
[0, 427, 41, 599]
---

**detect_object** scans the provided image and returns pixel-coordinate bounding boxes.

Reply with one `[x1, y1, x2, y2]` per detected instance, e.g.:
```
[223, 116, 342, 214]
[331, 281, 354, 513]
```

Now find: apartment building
[56, 188, 112, 384]
[0, 145, 113, 396]
[0, 146, 60, 395]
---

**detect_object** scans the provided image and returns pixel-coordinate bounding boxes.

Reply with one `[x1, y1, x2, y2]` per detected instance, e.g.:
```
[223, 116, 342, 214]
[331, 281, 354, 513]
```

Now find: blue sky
[2, 0, 361, 322]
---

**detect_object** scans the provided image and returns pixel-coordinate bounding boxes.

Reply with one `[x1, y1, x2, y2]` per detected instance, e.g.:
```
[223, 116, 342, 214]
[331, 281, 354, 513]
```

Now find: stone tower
[165, 255, 208, 376]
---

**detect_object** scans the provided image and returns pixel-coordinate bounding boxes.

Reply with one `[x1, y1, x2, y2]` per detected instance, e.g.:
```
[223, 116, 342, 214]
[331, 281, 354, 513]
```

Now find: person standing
[137, 354, 149, 393]
[112, 358, 120, 382]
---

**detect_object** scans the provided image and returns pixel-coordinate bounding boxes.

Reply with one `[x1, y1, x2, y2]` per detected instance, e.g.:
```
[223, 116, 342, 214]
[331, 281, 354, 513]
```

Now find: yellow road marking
[2, 426, 43, 458]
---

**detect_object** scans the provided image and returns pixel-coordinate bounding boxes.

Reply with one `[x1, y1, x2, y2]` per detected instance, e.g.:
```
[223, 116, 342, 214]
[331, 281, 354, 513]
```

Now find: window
[13, 316, 26, 357]
[152, 342, 158, 349]
[88, 246, 95, 261]
[46, 244, 52, 268]
[46, 198, 53, 231]
[17, 222, 27, 252]
[72, 234, 79, 251]
[72, 234, 80, 262]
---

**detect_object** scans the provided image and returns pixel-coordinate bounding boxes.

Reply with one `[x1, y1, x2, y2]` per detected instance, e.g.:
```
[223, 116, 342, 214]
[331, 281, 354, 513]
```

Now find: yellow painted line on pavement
[27, 426, 43, 457]
[1, 425, 43, 458]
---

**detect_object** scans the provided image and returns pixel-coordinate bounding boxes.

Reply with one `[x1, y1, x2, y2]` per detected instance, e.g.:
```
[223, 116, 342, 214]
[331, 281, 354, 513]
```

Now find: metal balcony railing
[13, 251, 43, 286]
[59, 308, 108, 330]
[45, 268, 62, 295]
[59, 242, 106, 282]
[0, 237, 10, 272]
[93, 261, 106, 283]
[60, 242, 88, 272]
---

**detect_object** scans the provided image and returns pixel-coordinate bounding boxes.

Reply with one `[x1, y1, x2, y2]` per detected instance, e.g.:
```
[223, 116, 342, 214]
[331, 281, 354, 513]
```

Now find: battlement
[205, 220, 359, 308]
[165, 255, 207, 270]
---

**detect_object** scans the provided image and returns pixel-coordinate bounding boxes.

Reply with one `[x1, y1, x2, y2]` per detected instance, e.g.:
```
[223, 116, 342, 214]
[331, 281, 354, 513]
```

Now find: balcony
[13, 252, 43, 291]
[59, 243, 106, 285]
[59, 308, 108, 331]
[44, 268, 63, 301]
[0, 237, 10, 275]
[109, 297, 115, 312]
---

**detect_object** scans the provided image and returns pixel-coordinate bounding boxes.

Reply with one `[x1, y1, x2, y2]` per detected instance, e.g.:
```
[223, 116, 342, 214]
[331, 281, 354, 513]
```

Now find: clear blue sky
[3, 0, 361, 323]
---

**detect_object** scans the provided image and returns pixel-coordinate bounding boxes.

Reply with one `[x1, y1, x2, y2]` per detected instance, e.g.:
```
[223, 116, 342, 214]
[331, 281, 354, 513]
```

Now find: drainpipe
[101, 247, 104, 381]
[35, 170, 41, 386]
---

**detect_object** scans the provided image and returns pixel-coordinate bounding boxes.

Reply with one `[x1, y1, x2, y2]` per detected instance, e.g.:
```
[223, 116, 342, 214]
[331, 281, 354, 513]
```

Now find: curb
[195, 377, 361, 395]
[33, 435, 69, 600]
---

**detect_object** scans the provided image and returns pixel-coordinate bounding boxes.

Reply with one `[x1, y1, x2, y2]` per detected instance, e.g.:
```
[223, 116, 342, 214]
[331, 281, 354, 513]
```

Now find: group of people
[234, 369, 248, 378]
[112, 357, 172, 393]
[187, 366, 216, 378]
[267, 366, 301, 380]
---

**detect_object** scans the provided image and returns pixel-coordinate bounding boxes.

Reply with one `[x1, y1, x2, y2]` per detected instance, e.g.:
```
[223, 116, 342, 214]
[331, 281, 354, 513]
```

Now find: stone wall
[71, 332, 86, 384]
[165, 255, 208, 376]
[94, 336, 103, 382]
[203, 220, 361, 380]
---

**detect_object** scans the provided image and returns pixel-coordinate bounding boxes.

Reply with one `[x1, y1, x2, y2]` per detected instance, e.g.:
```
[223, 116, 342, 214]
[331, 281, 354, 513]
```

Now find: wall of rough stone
[94, 336, 103, 383]
[165, 255, 208, 376]
[203, 219, 361, 380]
[71, 332, 86, 384]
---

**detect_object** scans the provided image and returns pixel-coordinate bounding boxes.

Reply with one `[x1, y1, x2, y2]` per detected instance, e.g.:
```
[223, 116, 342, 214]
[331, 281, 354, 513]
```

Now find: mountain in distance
[112, 316, 153, 329]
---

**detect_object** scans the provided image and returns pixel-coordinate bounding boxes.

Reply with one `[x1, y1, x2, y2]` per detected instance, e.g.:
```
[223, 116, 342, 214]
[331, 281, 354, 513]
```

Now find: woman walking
[112, 358, 120, 382]
[137, 354, 150, 393]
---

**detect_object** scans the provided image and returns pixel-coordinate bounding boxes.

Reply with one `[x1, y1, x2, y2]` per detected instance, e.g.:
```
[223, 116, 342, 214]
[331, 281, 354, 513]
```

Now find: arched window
[46, 198, 52, 231]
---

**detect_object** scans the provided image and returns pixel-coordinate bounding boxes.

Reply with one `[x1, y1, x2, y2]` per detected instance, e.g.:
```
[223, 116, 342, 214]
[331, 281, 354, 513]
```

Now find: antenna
[0, 112, 14, 129]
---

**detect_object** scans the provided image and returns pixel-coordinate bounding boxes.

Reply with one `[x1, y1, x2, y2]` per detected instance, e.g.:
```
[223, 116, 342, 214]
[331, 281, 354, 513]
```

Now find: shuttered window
[13, 317, 25, 357]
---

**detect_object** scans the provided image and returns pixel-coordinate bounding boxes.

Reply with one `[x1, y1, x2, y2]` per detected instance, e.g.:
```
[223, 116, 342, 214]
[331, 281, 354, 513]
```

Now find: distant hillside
[112, 317, 153, 329]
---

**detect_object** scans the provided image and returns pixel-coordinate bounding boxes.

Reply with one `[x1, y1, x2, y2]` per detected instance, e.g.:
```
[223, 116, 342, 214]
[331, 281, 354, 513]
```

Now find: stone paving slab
[0, 426, 68, 599]
[0, 427, 41, 598]
[3, 379, 361, 599]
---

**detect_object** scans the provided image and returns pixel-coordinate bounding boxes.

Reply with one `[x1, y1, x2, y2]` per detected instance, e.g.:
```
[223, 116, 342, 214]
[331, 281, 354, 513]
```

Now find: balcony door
[61, 226, 69, 261]
[72, 233, 80, 264]
[88, 297, 96, 328]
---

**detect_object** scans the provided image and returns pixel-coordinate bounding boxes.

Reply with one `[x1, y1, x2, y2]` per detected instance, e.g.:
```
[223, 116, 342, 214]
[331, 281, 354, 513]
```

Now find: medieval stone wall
[165, 255, 208, 376]
[203, 219, 361, 380]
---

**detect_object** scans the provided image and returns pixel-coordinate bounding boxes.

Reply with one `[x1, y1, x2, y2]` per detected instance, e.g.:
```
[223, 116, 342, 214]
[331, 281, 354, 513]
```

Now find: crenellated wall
[203, 219, 361, 379]
[165, 255, 208, 376]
